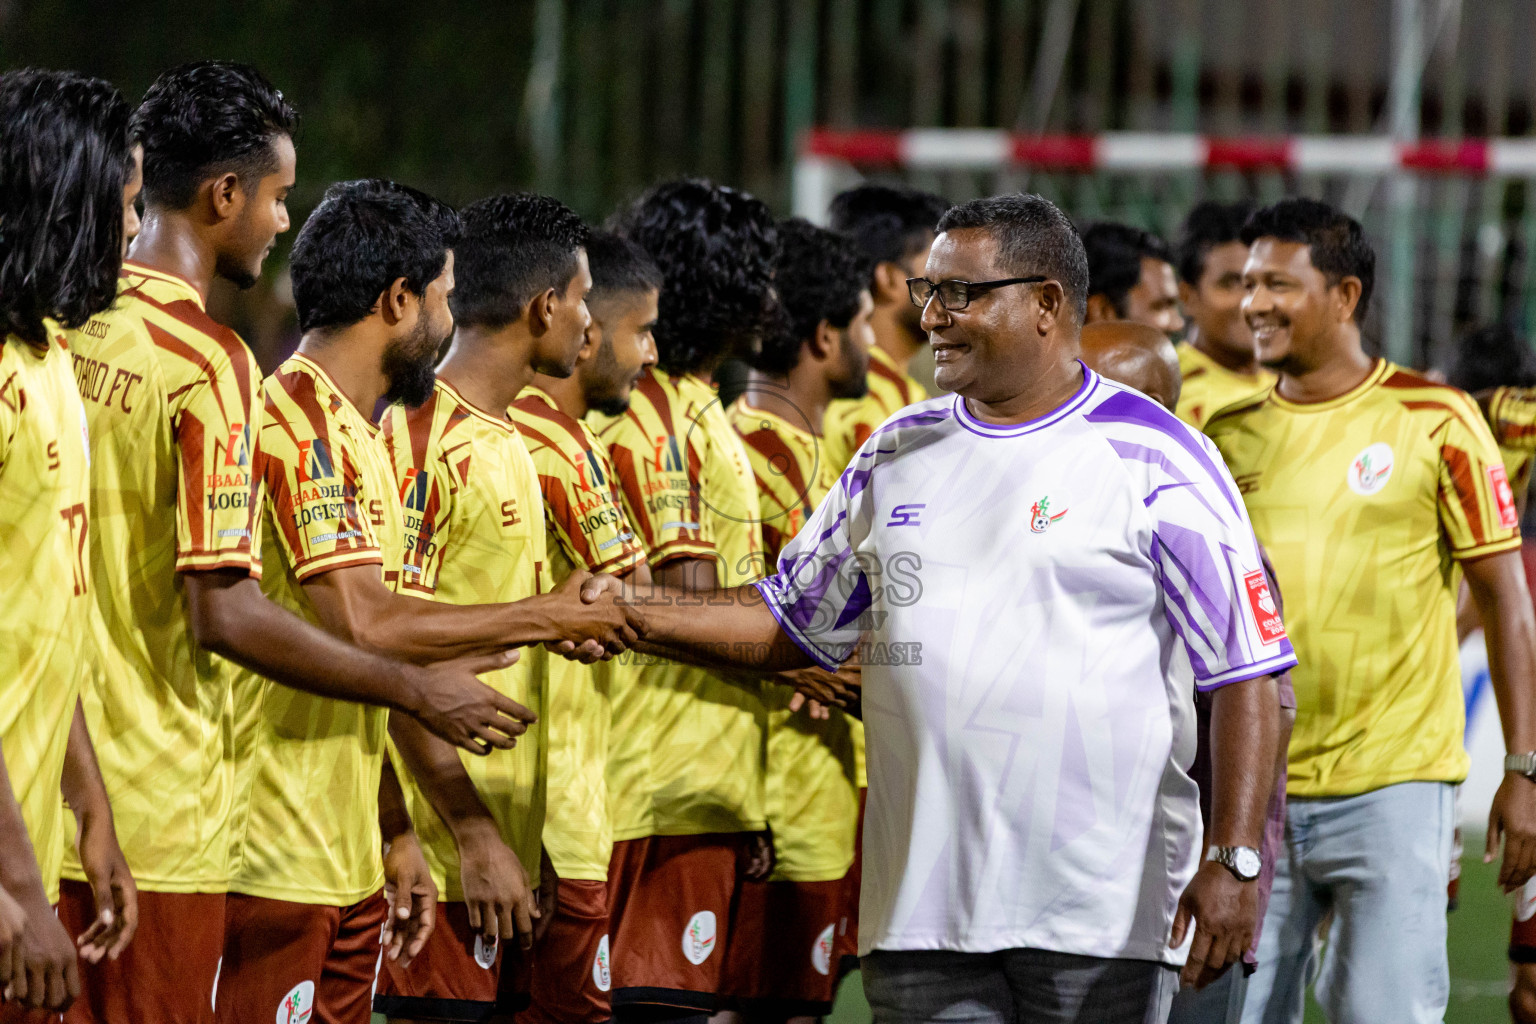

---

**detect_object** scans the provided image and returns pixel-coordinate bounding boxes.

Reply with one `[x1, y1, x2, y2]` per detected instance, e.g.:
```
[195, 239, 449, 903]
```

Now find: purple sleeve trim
[753, 579, 847, 671]
[1194, 650, 1299, 692]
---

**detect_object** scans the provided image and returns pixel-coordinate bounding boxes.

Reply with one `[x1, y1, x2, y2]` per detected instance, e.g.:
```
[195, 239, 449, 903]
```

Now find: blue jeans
[1239, 781, 1455, 1024]
[861, 948, 1179, 1024]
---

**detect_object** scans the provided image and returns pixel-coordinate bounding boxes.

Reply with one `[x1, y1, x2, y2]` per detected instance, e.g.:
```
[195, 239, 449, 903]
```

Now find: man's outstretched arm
[600, 578, 816, 673]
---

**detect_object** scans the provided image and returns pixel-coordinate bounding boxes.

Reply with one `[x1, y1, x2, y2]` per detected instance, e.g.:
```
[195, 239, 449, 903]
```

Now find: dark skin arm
[60, 701, 136, 963]
[0, 749, 79, 1010]
[610, 576, 817, 673]
[1463, 549, 1536, 891]
[1170, 674, 1281, 989]
[378, 760, 436, 967]
[184, 569, 528, 755]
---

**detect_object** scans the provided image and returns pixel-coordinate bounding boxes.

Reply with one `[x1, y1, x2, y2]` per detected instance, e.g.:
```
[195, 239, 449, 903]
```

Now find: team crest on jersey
[681, 910, 717, 965]
[593, 933, 612, 991]
[1346, 443, 1394, 496]
[1243, 570, 1287, 645]
[474, 933, 498, 970]
[1029, 496, 1068, 534]
[811, 923, 836, 976]
[275, 980, 314, 1024]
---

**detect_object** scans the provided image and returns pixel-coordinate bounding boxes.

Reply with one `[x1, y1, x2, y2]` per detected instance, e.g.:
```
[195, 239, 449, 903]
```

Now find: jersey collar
[121, 260, 206, 310]
[1269, 358, 1389, 414]
[952, 362, 1098, 438]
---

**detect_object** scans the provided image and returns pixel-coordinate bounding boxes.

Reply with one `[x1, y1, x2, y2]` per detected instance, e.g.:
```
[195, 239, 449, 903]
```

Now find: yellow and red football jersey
[1482, 385, 1536, 503]
[1175, 340, 1275, 431]
[65, 263, 261, 892]
[511, 386, 646, 881]
[730, 397, 861, 882]
[383, 379, 549, 897]
[0, 328, 91, 903]
[822, 346, 927, 472]
[229, 354, 400, 905]
[1206, 360, 1520, 798]
[593, 369, 767, 838]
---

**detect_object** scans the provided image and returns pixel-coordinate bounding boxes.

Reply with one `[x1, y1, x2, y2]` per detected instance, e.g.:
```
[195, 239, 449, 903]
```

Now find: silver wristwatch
[1207, 845, 1262, 881]
[1505, 752, 1536, 780]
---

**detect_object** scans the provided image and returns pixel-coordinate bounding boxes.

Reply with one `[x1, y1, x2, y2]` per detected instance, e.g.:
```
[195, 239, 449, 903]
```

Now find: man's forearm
[0, 748, 51, 908]
[625, 582, 814, 672]
[378, 758, 415, 843]
[1207, 674, 1281, 849]
[1466, 551, 1536, 753]
[387, 714, 498, 843]
[60, 700, 113, 828]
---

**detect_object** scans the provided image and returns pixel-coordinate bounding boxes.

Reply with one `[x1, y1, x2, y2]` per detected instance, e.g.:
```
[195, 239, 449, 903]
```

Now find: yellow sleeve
[168, 346, 262, 574]
[598, 412, 712, 566]
[1487, 387, 1536, 453]
[1439, 396, 1523, 559]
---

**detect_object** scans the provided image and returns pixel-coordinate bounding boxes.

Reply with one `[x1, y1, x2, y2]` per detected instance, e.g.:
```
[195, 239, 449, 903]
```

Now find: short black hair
[290, 179, 459, 333]
[935, 193, 1090, 322]
[0, 69, 134, 347]
[609, 178, 778, 375]
[751, 218, 874, 376]
[132, 61, 297, 210]
[585, 231, 662, 306]
[1175, 200, 1255, 285]
[1241, 198, 1376, 323]
[1081, 222, 1175, 316]
[1448, 323, 1536, 393]
[828, 183, 950, 267]
[452, 193, 589, 330]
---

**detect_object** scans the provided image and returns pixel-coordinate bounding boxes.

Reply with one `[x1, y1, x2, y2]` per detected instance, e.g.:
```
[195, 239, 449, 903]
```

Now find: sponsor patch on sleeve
[1243, 570, 1287, 645]
[1490, 464, 1520, 531]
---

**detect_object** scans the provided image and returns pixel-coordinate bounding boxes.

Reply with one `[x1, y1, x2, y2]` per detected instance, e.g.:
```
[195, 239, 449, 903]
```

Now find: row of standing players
[0, 61, 923, 1024]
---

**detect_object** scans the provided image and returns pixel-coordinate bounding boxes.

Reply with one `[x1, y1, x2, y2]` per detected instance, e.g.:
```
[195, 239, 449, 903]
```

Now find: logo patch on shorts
[593, 933, 612, 991]
[276, 980, 314, 1024]
[811, 923, 836, 976]
[681, 910, 717, 965]
[474, 933, 499, 970]
[1519, 877, 1536, 923]
[1491, 464, 1521, 529]
[1347, 443, 1394, 496]
[1243, 570, 1287, 645]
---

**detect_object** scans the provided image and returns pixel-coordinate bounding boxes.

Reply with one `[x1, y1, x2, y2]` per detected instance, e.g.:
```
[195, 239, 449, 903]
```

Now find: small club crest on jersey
[275, 980, 314, 1024]
[811, 923, 836, 976]
[1029, 496, 1068, 534]
[681, 910, 717, 965]
[1347, 443, 1394, 496]
[593, 934, 612, 991]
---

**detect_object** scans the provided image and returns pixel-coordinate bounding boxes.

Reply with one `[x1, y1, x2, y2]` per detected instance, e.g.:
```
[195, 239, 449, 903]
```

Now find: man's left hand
[1170, 861, 1257, 990]
[73, 811, 138, 964]
[382, 832, 438, 966]
[1489, 773, 1536, 892]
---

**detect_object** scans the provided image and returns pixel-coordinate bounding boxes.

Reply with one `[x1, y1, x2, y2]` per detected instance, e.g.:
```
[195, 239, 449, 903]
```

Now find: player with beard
[64, 65, 535, 1024]
[508, 231, 659, 1024]
[218, 183, 634, 1024]
[721, 218, 873, 1024]
[1206, 199, 1536, 1024]
[822, 185, 948, 472]
[0, 68, 142, 1020]
[592, 180, 777, 1023]
[1172, 203, 1275, 429]
[373, 193, 603, 1023]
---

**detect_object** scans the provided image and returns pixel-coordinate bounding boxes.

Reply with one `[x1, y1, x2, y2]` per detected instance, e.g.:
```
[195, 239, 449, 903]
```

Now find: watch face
[1234, 848, 1262, 879]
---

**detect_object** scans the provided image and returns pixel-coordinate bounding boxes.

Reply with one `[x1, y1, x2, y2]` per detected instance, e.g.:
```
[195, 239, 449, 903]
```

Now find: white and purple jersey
[756, 366, 1296, 963]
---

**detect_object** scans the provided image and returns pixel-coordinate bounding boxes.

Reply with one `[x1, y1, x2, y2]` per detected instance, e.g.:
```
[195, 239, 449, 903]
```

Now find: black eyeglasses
[907, 275, 1048, 311]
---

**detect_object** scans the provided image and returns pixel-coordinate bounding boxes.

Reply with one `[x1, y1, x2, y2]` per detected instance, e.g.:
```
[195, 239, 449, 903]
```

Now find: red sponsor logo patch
[1243, 570, 1287, 645]
[1490, 464, 1520, 530]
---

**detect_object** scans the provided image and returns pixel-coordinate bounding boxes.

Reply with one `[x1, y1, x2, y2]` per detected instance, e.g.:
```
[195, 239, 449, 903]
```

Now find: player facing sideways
[821, 184, 948, 472]
[216, 182, 633, 1024]
[589, 192, 1288, 1024]
[508, 231, 659, 1024]
[721, 218, 873, 1023]
[1202, 198, 1536, 1024]
[65, 64, 532, 1024]
[1081, 221, 1186, 341]
[593, 179, 777, 1023]
[373, 192, 598, 1023]
[0, 68, 141, 1020]
[1171, 202, 1275, 430]
[1080, 322, 1298, 1024]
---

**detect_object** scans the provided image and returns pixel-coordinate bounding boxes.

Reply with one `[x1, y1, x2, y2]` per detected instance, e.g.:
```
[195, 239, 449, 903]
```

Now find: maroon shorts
[835, 789, 867, 971]
[722, 877, 850, 1014]
[374, 902, 528, 1022]
[1514, 877, 1536, 961]
[517, 879, 610, 1024]
[58, 881, 225, 1024]
[217, 891, 387, 1024]
[606, 833, 751, 1012]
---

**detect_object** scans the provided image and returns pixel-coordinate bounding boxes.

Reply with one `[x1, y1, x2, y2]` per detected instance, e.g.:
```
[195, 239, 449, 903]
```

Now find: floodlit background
[1, 1, 1522, 1019]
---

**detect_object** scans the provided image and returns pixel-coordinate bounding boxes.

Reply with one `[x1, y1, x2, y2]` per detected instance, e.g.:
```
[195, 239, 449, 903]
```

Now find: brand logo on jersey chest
[1346, 443, 1394, 496]
[1029, 495, 1068, 533]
